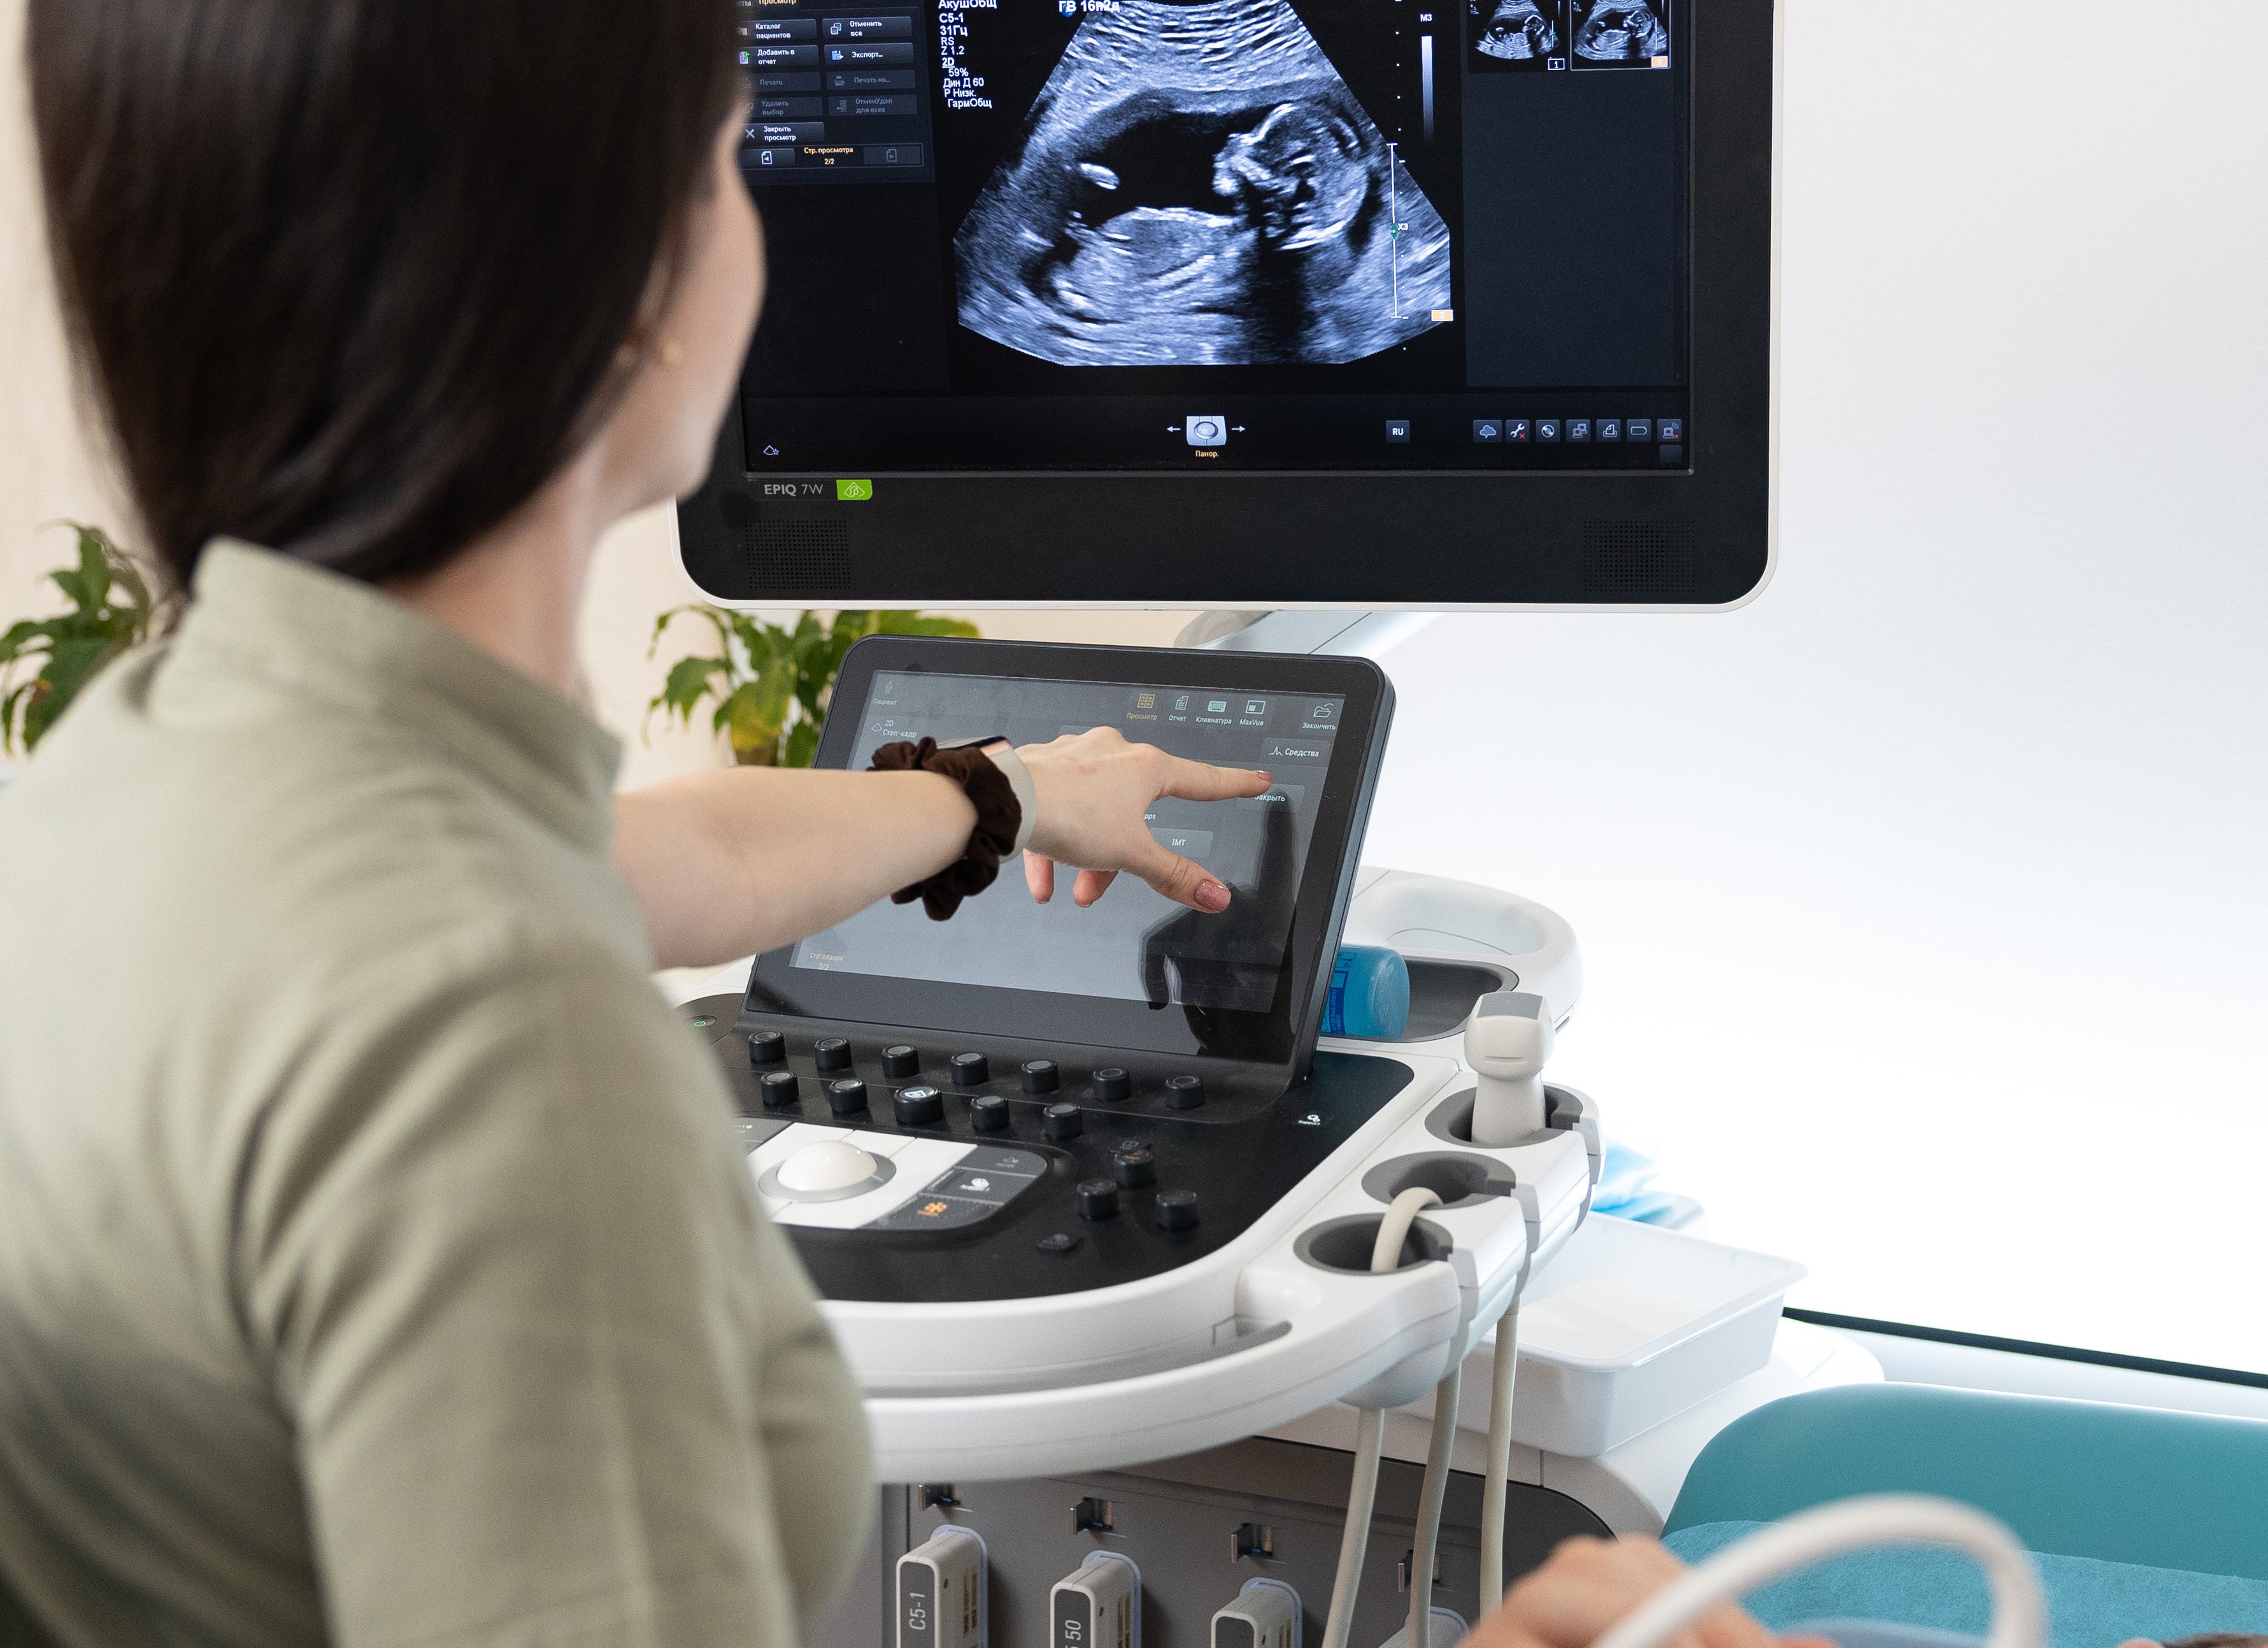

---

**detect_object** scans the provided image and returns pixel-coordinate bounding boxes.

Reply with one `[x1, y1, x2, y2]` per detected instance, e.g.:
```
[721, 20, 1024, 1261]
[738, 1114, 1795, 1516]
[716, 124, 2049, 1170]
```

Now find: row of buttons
[1473, 417, 1683, 444]
[748, 1031, 1208, 1111]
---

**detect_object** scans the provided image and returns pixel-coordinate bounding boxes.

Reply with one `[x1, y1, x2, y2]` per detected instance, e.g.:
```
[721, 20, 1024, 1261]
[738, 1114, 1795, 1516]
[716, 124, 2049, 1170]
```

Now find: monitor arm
[1176, 610, 1437, 662]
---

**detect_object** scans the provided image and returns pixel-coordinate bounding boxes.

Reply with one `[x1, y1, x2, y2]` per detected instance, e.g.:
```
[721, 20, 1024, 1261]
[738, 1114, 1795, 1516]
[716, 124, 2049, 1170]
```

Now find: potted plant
[2, 523, 171, 760]
[646, 606, 977, 767]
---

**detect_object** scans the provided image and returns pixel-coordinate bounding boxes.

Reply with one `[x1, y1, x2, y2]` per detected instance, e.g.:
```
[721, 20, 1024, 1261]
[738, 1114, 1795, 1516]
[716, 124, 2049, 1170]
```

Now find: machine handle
[1590, 1495, 2045, 1648]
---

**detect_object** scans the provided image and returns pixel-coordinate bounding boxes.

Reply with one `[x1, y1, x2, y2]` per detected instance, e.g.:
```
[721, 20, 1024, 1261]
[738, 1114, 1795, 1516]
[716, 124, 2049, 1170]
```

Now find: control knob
[1092, 1067, 1131, 1102]
[883, 1045, 921, 1078]
[813, 1037, 853, 1072]
[825, 1077, 869, 1116]
[1111, 1143, 1156, 1188]
[759, 1070, 801, 1109]
[1021, 1059, 1060, 1094]
[747, 1029, 787, 1067]
[1155, 1189, 1201, 1232]
[894, 1084, 945, 1127]
[1043, 1102, 1082, 1140]
[950, 1052, 990, 1088]
[1076, 1180, 1120, 1221]
[1164, 1074, 1206, 1110]
[970, 1094, 1011, 1132]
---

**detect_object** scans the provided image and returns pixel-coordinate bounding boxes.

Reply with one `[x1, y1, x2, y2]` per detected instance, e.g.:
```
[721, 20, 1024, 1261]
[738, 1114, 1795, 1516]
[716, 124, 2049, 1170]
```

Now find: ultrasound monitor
[677, 0, 1777, 607]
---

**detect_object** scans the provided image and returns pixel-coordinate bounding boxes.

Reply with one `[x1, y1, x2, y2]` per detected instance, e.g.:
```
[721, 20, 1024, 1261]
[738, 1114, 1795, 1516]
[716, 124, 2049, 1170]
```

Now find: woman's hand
[1466, 1537, 1835, 1648]
[1016, 727, 1273, 913]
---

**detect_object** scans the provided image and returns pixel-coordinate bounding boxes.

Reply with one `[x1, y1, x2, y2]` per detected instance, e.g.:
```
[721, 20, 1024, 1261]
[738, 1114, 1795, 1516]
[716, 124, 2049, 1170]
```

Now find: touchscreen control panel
[799, 671, 1343, 1013]
[745, 639, 1392, 1073]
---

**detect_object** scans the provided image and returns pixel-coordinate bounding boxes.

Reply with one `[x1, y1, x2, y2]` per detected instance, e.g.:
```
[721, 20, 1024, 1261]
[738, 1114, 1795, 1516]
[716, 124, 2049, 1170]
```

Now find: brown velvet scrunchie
[868, 737, 1025, 920]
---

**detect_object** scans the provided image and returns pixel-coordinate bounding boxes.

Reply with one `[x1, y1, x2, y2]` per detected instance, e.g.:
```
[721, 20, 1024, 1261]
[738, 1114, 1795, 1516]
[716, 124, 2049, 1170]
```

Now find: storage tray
[1454, 1214, 1806, 1458]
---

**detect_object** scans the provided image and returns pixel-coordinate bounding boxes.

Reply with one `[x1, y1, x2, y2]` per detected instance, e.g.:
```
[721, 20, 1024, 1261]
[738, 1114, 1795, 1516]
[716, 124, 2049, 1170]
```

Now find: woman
[0, 4, 1787, 1647]
[0, 1, 1262, 1642]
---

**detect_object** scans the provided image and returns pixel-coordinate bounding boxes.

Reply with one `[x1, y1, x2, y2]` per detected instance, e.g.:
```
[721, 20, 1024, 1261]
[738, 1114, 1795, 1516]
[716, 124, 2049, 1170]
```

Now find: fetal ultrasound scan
[953, 0, 1453, 367]
[1467, 0, 1564, 73]
[1569, 0, 1669, 67]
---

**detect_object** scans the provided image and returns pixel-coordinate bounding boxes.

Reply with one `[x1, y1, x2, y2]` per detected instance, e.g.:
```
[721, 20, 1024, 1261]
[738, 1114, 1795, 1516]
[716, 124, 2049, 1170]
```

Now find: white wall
[1364, 1, 2268, 1371]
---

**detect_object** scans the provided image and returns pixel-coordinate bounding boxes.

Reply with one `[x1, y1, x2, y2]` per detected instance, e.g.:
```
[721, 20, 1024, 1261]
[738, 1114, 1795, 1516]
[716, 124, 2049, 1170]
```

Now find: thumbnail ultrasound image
[1467, 0, 1561, 73]
[1569, 0, 1668, 67]
[953, 0, 1451, 367]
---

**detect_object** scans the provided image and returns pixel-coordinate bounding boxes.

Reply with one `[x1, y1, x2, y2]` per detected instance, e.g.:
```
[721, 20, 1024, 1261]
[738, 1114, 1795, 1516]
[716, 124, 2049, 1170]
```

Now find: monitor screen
[736, 0, 1688, 474]
[799, 670, 1344, 1009]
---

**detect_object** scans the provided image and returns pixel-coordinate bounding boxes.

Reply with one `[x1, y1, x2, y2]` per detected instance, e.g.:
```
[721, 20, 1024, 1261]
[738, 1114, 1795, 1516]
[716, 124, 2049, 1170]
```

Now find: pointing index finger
[1160, 759, 1274, 804]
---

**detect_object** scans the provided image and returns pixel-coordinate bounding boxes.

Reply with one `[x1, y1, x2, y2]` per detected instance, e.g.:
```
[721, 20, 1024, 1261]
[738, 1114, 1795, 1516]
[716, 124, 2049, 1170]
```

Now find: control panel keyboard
[680, 995, 1420, 1305]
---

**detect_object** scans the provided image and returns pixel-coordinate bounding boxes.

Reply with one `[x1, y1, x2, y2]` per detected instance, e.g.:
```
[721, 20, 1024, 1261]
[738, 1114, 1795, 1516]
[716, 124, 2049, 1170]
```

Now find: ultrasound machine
[664, 2, 1858, 1646]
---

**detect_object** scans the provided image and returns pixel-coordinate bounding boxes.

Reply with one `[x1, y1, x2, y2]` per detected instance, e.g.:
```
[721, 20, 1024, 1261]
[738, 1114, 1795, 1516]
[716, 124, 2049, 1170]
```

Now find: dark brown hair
[27, 0, 741, 590]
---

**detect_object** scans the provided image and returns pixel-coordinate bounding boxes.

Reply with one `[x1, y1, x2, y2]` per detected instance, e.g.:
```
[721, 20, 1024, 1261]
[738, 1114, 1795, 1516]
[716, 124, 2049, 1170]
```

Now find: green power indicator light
[689, 1015, 716, 1028]
[836, 478, 874, 501]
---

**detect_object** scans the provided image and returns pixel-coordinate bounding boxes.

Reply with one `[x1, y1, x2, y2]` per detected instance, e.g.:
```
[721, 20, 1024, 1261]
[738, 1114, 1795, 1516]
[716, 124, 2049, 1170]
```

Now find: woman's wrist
[981, 742, 1037, 855]
[867, 736, 1025, 920]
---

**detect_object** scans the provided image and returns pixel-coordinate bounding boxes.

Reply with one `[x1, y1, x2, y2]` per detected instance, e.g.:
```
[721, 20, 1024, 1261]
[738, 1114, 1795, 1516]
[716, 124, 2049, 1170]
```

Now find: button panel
[715, 1022, 1270, 1241]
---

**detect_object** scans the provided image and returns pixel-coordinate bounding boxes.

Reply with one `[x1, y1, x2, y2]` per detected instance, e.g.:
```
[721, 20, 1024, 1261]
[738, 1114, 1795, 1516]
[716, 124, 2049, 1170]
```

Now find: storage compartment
[1464, 1216, 1804, 1457]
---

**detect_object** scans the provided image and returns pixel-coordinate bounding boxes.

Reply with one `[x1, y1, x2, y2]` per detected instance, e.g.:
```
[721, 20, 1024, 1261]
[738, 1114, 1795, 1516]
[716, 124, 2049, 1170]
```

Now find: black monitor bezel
[743, 637, 1394, 1072]
[679, 0, 1775, 608]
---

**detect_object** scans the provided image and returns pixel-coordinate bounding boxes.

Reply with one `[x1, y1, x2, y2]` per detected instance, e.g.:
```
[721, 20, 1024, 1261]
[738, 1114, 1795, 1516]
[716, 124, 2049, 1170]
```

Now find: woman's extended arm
[613, 727, 1273, 970]
[614, 766, 978, 969]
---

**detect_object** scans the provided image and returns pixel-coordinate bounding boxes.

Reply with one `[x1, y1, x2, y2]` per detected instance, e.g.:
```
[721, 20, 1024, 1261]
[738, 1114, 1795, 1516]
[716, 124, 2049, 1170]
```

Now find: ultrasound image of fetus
[954, 0, 1451, 367]
[1571, 0, 1667, 62]
[1473, 0, 1559, 62]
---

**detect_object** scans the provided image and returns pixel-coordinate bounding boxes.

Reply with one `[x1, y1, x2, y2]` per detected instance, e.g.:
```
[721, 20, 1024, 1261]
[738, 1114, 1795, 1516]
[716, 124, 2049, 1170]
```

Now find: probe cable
[1478, 1298, 1521, 1610]
[1589, 1495, 2046, 1648]
[1320, 1186, 1444, 1648]
[1405, 1356, 1462, 1648]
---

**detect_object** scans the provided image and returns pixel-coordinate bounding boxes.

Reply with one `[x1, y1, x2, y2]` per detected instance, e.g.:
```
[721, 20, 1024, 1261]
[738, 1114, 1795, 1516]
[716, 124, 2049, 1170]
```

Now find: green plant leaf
[649, 654, 730, 724]
[720, 657, 796, 760]
[75, 528, 113, 617]
[104, 534, 153, 622]
[0, 618, 58, 664]
[734, 614, 787, 669]
[646, 606, 692, 657]
[1, 682, 31, 757]
[647, 604, 738, 666]
[749, 652, 796, 728]
[885, 614, 981, 639]
[36, 634, 116, 714]
[783, 720, 820, 769]
[47, 565, 93, 613]
[18, 678, 61, 751]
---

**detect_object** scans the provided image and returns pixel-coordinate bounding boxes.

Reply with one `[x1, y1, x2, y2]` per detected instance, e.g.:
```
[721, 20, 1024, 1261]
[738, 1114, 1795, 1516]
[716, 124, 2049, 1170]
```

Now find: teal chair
[1659, 1384, 2268, 1647]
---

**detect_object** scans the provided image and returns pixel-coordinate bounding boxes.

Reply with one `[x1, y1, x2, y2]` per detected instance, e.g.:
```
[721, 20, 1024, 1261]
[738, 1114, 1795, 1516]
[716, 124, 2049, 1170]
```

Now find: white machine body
[688, 870, 1818, 1490]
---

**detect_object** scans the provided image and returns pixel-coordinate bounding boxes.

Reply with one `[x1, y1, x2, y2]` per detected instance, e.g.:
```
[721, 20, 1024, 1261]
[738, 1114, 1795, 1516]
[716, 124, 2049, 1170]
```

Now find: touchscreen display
[732, 0, 1688, 473]
[796, 671, 1344, 1011]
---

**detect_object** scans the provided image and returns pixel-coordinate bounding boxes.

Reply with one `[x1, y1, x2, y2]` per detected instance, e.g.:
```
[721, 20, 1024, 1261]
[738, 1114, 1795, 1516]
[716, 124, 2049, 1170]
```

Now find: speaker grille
[1581, 520, 1699, 599]
[743, 523, 852, 597]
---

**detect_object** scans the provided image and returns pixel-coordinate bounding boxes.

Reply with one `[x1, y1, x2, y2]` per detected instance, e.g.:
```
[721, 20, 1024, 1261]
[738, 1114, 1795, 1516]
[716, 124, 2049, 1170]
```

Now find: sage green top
[0, 543, 871, 1648]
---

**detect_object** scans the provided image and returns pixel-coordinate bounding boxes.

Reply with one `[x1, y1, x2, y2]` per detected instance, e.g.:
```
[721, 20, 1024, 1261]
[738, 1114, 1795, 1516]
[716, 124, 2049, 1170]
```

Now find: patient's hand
[1466, 1537, 1838, 1648]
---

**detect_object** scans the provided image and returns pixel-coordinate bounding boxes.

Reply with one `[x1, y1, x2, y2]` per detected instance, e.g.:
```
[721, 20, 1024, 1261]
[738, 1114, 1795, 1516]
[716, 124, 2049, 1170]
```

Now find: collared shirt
[0, 541, 870, 1648]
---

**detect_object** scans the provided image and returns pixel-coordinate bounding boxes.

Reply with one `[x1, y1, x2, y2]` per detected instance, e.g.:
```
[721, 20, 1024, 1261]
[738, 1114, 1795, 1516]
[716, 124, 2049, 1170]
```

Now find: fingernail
[1253, 771, 1272, 781]
[1197, 879, 1231, 912]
